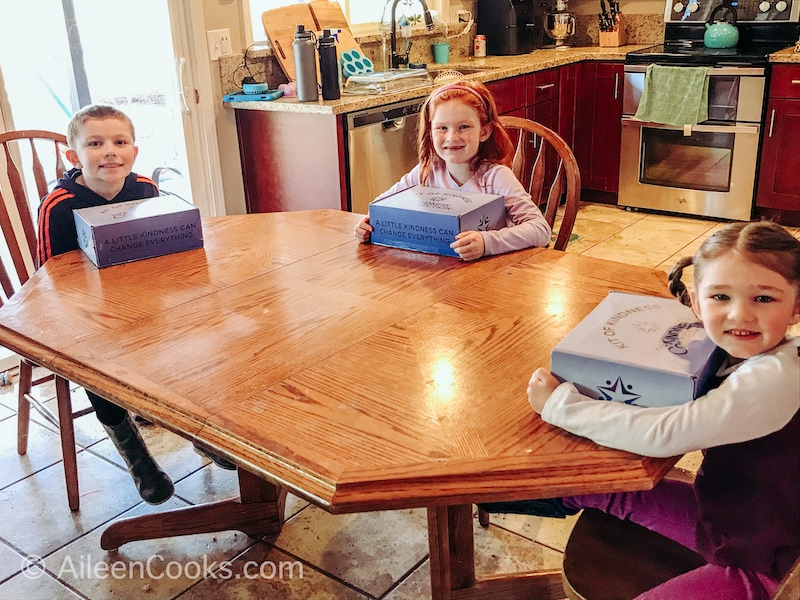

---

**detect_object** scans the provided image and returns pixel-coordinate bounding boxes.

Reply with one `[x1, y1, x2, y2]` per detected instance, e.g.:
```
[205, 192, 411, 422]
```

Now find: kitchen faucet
[389, 0, 435, 68]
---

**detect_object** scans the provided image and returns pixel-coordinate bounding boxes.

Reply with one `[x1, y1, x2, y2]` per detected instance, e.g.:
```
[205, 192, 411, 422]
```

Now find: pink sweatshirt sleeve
[478, 165, 552, 256]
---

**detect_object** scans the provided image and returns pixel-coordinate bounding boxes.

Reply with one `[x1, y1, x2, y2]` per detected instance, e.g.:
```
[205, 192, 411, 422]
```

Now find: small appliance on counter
[544, 0, 576, 48]
[477, 0, 535, 55]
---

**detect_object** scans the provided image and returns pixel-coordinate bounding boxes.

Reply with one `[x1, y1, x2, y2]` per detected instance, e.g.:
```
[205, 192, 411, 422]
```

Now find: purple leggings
[562, 479, 780, 600]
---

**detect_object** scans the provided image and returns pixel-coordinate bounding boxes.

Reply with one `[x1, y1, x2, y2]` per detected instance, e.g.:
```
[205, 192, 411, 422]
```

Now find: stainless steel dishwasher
[346, 98, 423, 214]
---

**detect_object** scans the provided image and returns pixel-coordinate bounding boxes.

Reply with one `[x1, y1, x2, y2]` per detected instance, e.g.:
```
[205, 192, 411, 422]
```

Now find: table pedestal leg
[427, 504, 564, 600]
[100, 469, 285, 550]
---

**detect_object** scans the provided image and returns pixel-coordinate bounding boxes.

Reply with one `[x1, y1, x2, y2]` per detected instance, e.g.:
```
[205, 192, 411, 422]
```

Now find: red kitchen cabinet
[574, 61, 624, 200]
[756, 65, 800, 218]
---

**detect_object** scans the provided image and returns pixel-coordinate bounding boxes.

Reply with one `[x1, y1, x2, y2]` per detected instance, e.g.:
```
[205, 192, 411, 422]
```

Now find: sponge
[340, 50, 374, 78]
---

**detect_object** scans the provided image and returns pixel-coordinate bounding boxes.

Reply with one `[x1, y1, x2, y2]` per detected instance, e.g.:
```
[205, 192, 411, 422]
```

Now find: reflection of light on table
[546, 289, 567, 317]
[429, 356, 457, 402]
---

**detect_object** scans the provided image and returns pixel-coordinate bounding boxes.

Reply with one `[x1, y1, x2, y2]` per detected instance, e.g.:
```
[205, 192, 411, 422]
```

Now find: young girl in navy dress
[486, 221, 800, 599]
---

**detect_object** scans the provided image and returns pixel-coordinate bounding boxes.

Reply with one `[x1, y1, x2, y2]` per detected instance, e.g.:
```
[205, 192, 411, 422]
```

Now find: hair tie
[430, 83, 488, 112]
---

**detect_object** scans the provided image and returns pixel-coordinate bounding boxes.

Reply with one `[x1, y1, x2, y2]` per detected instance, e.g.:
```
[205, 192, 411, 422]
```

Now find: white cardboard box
[550, 291, 721, 407]
[73, 196, 203, 268]
[369, 186, 505, 257]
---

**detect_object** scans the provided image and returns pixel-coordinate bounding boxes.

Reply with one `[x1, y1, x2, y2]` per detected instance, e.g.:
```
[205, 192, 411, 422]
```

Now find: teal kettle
[704, 4, 739, 48]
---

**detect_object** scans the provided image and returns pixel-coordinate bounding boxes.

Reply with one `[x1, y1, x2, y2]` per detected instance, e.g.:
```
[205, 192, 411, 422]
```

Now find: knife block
[599, 16, 627, 47]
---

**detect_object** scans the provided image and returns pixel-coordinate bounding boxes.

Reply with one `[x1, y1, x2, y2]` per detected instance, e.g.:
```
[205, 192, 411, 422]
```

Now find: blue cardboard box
[368, 186, 505, 257]
[550, 291, 721, 408]
[73, 196, 203, 268]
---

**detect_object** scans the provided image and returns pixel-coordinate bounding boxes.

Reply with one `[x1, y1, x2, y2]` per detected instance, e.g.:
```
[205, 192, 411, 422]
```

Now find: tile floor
[1, 204, 798, 600]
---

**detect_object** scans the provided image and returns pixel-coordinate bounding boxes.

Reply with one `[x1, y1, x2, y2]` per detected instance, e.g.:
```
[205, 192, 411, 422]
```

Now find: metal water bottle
[293, 24, 318, 102]
[318, 29, 340, 100]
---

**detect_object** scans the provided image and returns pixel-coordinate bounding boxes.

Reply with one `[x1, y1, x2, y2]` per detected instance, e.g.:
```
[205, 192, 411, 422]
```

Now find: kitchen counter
[770, 46, 800, 63]
[226, 46, 648, 115]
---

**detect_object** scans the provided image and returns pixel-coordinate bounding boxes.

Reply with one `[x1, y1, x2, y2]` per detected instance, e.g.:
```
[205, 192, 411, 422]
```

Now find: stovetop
[626, 21, 799, 65]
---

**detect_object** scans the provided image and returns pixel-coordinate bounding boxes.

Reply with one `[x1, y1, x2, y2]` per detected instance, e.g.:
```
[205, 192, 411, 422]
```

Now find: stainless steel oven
[619, 66, 765, 221]
[618, 0, 799, 221]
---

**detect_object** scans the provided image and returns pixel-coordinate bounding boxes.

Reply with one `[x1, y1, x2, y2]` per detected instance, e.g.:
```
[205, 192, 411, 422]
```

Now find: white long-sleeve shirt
[377, 161, 551, 255]
[539, 337, 800, 458]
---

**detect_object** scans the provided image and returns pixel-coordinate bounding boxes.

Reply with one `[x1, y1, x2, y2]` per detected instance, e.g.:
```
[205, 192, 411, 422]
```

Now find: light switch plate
[207, 28, 232, 61]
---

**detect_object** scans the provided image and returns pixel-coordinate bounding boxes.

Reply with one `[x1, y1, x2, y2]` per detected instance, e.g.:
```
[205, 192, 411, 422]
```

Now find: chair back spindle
[0, 130, 68, 290]
[499, 116, 580, 251]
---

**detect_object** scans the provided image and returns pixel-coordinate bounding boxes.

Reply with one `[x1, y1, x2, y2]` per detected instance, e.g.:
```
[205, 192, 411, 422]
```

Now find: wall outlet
[457, 10, 471, 22]
[207, 28, 232, 61]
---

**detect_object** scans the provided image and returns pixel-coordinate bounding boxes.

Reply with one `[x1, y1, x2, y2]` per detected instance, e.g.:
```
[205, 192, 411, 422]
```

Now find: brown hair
[417, 80, 514, 184]
[669, 221, 800, 307]
[66, 104, 135, 148]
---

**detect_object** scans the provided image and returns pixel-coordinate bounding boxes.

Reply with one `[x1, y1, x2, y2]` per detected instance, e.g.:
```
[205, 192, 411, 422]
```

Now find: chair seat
[562, 508, 707, 600]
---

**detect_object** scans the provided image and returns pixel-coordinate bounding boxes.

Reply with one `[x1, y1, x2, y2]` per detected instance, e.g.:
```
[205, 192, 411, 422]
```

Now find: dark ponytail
[668, 256, 693, 307]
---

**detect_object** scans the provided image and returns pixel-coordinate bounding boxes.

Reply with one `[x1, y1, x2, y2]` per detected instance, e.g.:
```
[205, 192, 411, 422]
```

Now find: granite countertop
[770, 46, 800, 64]
[227, 44, 800, 115]
[226, 46, 647, 115]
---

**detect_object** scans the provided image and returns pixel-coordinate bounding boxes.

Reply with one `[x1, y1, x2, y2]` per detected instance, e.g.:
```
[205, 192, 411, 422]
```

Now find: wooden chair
[476, 117, 581, 529]
[0, 129, 89, 511]
[499, 116, 581, 251]
[562, 508, 800, 600]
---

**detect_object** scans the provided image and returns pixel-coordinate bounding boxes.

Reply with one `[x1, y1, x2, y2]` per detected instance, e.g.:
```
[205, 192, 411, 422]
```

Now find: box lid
[371, 186, 504, 217]
[555, 291, 716, 377]
[73, 195, 197, 226]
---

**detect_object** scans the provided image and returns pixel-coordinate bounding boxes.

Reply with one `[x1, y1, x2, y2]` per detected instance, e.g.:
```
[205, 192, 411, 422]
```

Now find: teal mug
[432, 42, 450, 64]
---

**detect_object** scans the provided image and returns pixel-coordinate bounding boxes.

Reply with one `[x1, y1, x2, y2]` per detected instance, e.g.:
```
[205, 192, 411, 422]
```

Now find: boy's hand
[450, 231, 485, 261]
[527, 368, 560, 414]
[354, 216, 373, 243]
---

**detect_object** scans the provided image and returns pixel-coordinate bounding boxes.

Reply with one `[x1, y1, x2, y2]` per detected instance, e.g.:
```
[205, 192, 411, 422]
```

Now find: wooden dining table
[0, 209, 680, 600]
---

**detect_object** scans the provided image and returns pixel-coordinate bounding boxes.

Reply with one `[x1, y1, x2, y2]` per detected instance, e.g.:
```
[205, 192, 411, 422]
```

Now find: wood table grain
[0, 210, 678, 600]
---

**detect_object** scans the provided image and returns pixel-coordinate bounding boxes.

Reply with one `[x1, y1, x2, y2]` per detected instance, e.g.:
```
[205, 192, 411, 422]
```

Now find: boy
[36, 105, 230, 506]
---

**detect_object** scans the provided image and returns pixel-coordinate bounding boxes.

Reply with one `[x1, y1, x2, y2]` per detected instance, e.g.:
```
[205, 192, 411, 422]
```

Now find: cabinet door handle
[792, 79, 800, 85]
[768, 108, 776, 138]
[614, 73, 620, 100]
[536, 83, 556, 90]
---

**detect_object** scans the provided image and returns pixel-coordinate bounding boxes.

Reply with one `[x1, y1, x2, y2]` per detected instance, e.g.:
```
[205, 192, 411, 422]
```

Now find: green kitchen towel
[634, 65, 709, 126]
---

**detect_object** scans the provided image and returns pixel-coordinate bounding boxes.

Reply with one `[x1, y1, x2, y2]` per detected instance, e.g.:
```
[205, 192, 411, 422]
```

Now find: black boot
[104, 414, 174, 505]
[478, 498, 578, 519]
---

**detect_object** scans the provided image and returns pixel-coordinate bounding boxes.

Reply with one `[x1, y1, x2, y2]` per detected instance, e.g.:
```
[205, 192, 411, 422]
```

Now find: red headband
[430, 83, 488, 112]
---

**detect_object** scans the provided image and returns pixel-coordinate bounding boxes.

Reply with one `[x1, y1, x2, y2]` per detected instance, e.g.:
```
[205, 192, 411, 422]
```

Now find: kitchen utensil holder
[599, 16, 627, 47]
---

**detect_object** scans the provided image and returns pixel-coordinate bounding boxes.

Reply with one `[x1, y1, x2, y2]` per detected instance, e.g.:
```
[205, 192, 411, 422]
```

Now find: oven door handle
[623, 65, 765, 77]
[621, 116, 759, 135]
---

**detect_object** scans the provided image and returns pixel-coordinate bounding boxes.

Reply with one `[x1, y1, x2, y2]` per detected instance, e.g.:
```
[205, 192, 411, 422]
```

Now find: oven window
[640, 128, 735, 193]
[707, 76, 740, 121]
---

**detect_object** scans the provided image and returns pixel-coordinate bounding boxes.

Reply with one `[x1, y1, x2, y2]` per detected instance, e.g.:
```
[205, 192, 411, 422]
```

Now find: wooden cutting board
[261, 1, 364, 83]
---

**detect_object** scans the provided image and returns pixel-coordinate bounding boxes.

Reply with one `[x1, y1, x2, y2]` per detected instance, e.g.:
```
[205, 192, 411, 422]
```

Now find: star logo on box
[596, 376, 642, 405]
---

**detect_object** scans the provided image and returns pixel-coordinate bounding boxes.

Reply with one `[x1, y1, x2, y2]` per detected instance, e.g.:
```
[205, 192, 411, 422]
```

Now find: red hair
[417, 80, 514, 185]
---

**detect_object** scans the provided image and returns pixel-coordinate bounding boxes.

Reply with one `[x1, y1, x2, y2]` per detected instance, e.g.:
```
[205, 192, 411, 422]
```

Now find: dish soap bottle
[293, 24, 318, 102]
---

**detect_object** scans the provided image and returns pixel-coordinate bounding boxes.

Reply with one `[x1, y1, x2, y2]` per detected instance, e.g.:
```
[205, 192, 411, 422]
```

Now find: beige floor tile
[179, 542, 370, 600]
[0, 405, 13, 421]
[0, 412, 69, 490]
[269, 505, 429, 598]
[385, 514, 566, 599]
[45, 497, 256, 600]
[0, 570, 82, 599]
[478, 510, 579, 554]
[573, 204, 644, 226]
[0, 451, 143, 559]
[0, 540, 26, 583]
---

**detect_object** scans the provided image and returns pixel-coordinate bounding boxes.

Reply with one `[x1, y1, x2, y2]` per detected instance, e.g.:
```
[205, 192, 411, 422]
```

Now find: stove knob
[775, 0, 787, 10]
[688, 1, 699, 12]
[759, 0, 771, 10]
[673, 1, 685, 11]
